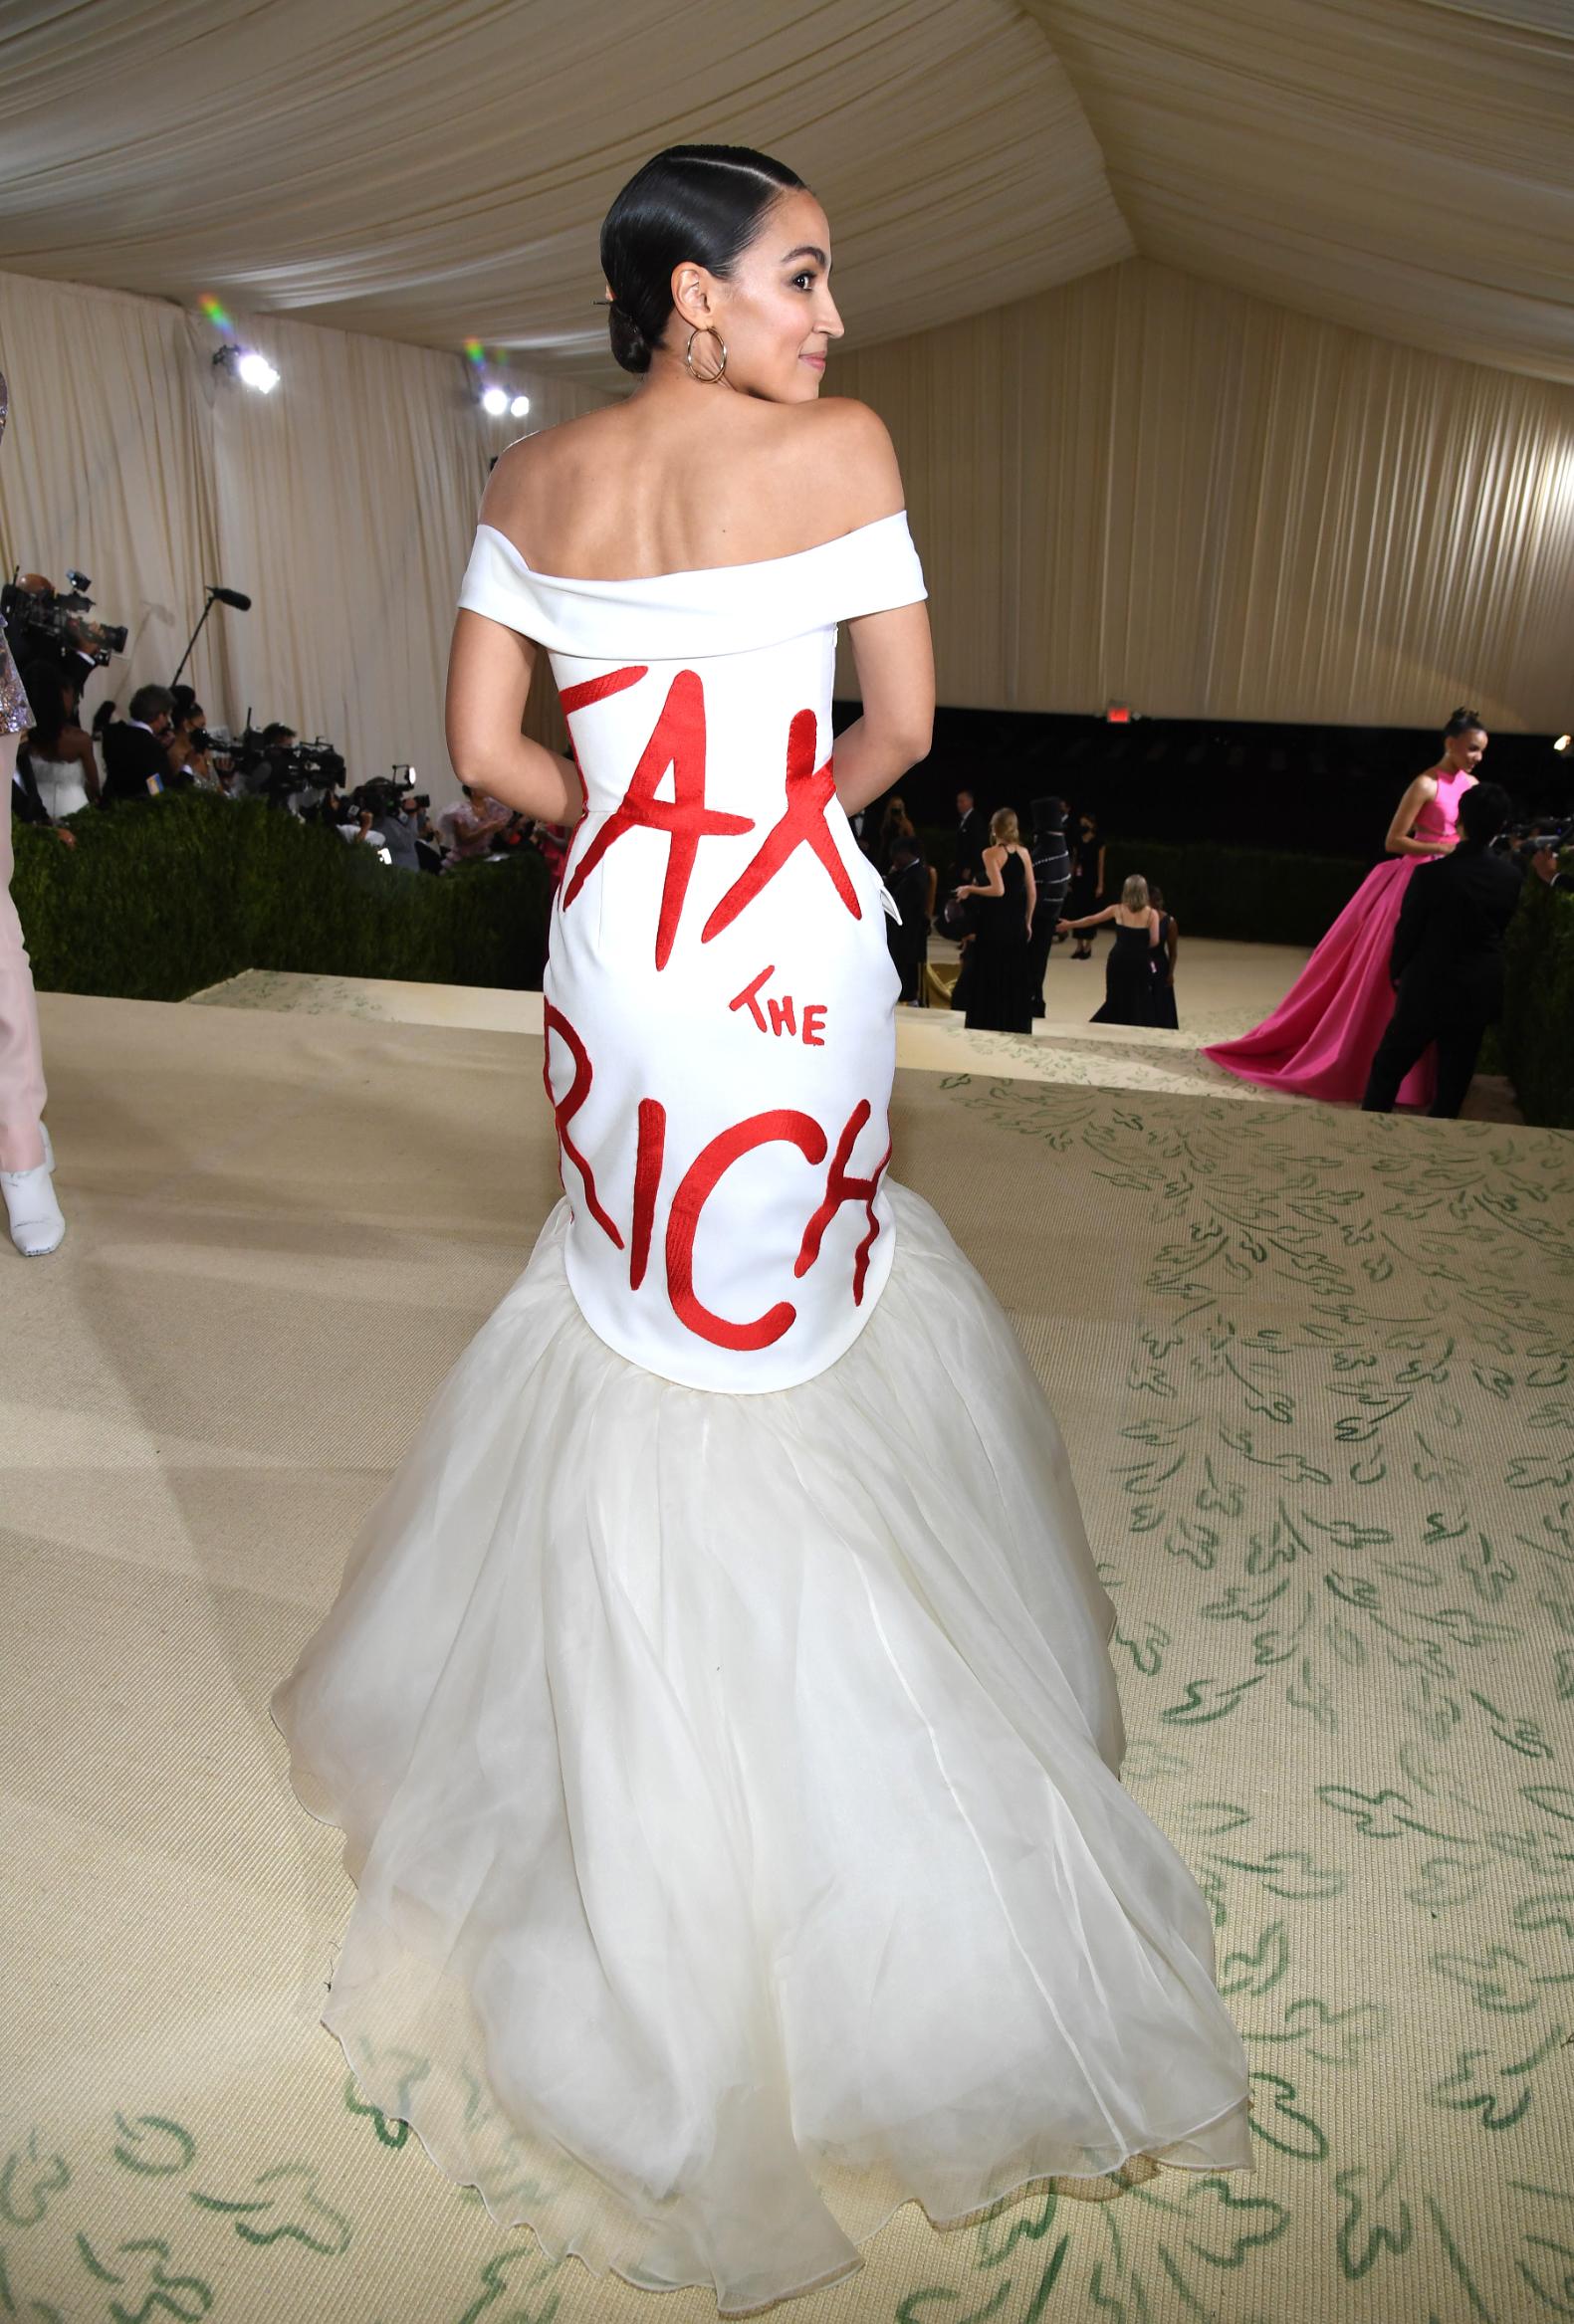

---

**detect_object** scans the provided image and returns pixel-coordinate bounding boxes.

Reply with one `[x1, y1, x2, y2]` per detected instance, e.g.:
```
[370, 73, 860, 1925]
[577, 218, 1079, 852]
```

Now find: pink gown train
[1203, 767, 1474, 1106]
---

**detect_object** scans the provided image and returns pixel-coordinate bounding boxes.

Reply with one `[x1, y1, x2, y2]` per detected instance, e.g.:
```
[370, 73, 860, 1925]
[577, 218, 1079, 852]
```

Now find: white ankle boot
[2, 1121, 65, 1257]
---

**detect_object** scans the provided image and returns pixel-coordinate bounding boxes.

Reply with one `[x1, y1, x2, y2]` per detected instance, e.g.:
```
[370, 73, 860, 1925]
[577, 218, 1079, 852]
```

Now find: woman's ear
[671, 265, 717, 333]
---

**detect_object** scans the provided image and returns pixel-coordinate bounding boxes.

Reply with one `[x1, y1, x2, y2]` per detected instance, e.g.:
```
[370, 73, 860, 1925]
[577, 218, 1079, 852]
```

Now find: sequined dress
[0, 373, 34, 736]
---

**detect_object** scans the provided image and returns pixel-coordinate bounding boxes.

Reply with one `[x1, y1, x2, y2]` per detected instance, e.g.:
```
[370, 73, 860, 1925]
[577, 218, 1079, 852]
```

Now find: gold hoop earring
[684, 325, 728, 384]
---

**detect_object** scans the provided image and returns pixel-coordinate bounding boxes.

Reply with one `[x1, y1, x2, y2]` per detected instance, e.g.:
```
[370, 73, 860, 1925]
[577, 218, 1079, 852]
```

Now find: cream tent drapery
[0, 0, 1569, 388]
[0, 0, 1129, 376]
[3, 0, 1572, 739]
[4, 256, 1570, 744]
[0, 270, 605, 791]
[834, 258, 1574, 733]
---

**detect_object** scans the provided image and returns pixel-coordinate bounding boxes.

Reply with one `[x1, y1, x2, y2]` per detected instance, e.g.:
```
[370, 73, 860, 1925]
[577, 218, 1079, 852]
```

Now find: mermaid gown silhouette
[272, 513, 1252, 2315]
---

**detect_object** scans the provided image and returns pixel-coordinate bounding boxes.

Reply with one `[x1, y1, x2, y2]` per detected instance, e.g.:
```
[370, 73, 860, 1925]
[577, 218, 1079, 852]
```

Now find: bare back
[479, 393, 904, 581]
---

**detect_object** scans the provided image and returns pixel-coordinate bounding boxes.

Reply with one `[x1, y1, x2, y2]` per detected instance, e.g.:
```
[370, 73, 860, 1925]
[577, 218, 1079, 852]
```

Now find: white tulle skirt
[271, 1178, 1252, 2314]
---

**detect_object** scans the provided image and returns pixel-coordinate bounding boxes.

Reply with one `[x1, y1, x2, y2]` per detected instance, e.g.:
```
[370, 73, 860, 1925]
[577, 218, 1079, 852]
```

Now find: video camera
[1, 568, 128, 669]
[237, 724, 346, 794]
[357, 767, 429, 818]
[1494, 816, 1571, 861]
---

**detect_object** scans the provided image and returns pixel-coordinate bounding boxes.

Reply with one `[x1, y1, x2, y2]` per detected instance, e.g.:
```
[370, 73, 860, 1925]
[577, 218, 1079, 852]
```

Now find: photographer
[103, 685, 177, 803]
[1362, 780, 1522, 1119]
[370, 783, 422, 872]
[1528, 833, 1573, 895]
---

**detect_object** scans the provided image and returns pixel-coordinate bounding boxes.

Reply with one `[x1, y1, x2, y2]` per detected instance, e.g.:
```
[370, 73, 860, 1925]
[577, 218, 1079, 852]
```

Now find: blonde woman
[1060, 871, 1160, 1026]
[955, 804, 1036, 1031]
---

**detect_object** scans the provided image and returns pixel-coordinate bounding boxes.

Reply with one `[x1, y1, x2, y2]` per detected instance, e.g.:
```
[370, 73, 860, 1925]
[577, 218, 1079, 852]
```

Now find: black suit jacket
[10, 744, 52, 826]
[102, 721, 170, 803]
[954, 808, 986, 883]
[884, 857, 931, 966]
[1389, 845, 1524, 1019]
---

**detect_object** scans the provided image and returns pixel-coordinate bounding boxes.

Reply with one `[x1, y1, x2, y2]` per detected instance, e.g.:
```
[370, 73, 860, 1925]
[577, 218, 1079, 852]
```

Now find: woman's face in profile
[711, 188, 844, 405]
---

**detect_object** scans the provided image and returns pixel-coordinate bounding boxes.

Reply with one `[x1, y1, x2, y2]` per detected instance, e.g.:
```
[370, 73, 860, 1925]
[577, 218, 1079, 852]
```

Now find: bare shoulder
[776, 396, 904, 531]
[479, 406, 624, 523]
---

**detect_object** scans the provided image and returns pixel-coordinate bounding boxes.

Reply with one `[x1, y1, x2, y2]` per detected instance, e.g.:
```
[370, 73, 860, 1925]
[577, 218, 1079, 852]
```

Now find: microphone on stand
[171, 582, 251, 688]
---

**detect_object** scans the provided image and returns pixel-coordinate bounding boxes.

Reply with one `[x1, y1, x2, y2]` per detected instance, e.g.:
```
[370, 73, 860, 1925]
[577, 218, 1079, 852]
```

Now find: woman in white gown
[271, 145, 1252, 2316]
[24, 667, 101, 821]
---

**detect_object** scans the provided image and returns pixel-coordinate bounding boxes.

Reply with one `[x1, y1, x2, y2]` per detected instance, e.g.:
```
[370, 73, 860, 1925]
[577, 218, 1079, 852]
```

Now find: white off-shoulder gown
[271, 513, 1252, 2316]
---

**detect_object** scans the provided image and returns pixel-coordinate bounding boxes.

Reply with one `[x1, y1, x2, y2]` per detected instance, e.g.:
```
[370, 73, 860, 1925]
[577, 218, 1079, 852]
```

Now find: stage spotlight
[481, 385, 510, 417]
[509, 393, 531, 419]
[236, 350, 280, 394]
[213, 343, 280, 394]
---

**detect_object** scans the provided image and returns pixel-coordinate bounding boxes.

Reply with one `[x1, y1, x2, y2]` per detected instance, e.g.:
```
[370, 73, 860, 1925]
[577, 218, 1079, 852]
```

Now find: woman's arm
[445, 612, 583, 823]
[1021, 851, 1037, 931]
[960, 845, 1006, 899]
[1058, 903, 1119, 932]
[835, 603, 935, 814]
[1166, 916, 1180, 971]
[1145, 908, 1161, 948]
[1385, 772, 1446, 857]
[816, 403, 934, 814]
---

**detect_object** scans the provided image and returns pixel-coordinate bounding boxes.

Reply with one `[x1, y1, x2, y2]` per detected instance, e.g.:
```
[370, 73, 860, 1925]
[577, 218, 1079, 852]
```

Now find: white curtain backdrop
[5, 257, 1572, 749]
[835, 258, 1574, 732]
[0, 270, 607, 795]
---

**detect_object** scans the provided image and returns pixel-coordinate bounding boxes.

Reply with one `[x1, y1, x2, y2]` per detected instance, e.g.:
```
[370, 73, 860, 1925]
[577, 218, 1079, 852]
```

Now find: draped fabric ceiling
[1, 0, 1572, 748]
[2, 0, 1569, 386]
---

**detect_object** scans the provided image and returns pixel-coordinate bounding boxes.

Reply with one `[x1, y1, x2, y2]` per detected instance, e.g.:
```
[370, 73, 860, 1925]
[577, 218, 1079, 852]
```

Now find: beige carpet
[4, 988, 1572, 2323]
[189, 941, 1520, 1119]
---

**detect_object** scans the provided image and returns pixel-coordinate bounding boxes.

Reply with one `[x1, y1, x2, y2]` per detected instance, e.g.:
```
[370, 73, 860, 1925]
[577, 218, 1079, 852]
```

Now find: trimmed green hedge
[1100, 841, 1368, 948]
[1501, 876, 1574, 1131]
[12, 791, 550, 1000]
[916, 826, 1367, 947]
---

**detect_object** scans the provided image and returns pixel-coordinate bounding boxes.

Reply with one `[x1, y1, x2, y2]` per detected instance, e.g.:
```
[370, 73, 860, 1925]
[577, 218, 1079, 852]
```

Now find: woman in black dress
[1147, 882, 1180, 1028]
[955, 806, 1037, 1033]
[1060, 873, 1160, 1026]
[1063, 810, 1105, 959]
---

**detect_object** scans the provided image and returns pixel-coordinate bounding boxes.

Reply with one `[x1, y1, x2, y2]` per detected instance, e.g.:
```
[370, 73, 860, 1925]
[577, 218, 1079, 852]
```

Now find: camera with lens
[238, 724, 346, 794]
[1493, 816, 1570, 860]
[1, 567, 128, 668]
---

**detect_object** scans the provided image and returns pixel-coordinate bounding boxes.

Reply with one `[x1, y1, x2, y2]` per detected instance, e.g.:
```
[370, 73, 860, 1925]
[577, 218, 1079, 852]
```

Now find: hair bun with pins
[606, 300, 652, 376]
[1444, 705, 1483, 736]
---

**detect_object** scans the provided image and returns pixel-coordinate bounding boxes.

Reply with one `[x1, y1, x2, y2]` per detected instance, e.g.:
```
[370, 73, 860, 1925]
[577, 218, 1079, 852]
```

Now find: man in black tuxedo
[884, 837, 931, 1004]
[102, 683, 177, 803]
[953, 786, 986, 887]
[10, 737, 50, 826]
[1362, 780, 1523, 1119]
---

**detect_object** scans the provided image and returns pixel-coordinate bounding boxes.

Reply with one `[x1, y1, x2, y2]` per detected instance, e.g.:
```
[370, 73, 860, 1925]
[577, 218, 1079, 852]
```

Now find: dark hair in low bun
[607, 304, 652, 376]
[600, 143, 807, 377]
[1444, 706, 1484, 736]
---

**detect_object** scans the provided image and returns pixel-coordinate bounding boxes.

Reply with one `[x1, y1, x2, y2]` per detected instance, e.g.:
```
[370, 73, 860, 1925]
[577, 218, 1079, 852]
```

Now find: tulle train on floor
[271, 1179, 1252, 2315]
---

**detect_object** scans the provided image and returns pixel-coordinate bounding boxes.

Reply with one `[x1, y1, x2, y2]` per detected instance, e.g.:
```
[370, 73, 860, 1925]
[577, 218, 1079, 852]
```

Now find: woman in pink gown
[1203, 709, 1486, 1106]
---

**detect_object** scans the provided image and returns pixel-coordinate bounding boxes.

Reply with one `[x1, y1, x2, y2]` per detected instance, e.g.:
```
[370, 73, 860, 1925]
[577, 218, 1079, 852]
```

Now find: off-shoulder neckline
[475, 511, 909, 590]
